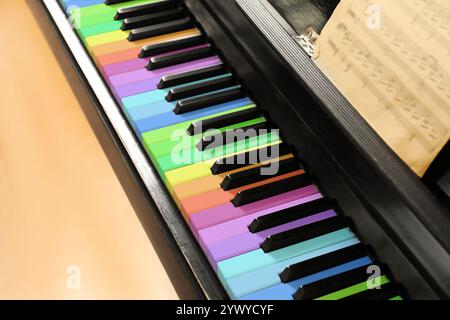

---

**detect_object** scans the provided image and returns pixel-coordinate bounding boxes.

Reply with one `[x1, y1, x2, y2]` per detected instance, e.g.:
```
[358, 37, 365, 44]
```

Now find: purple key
[113, 57, 222, 98]
[114, 78, 161, 98]
[205, 210, 336, 268]
[103, 57, 150, 76]
[189, 185, 320, 233]
[109, 56, 221, 87]
[197, 193, 323, 249]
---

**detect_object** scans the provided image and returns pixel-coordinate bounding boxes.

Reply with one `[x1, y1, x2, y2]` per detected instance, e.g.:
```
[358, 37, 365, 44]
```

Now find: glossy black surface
[166, 74, 236, 101]
[173, 85, 243, 114]
[140, 34, 205, 58]
[115, 0, 180, 20]
[158, 63, 226, 89]
[267, 0, 340, 33]
[424, 142, 450, 208]
[294, 264, 388, 300]
[220, 157, 300, 191]
[231, 173, 312, 207]
[279, 243, 369, 283]
[121, 7, 187, 31]
[187, 107, 259, 135]
[210, 143, 290, 174]
[198, 122, 269, 151]
[128, 16, 193, 41]
[260, 216, 349, 253]
[248, 197, 333, 233]
[185, 0, 450, 298]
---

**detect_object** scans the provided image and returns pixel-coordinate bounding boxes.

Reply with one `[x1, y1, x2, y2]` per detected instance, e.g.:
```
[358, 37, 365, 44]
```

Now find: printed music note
[314, 0, 450, 176]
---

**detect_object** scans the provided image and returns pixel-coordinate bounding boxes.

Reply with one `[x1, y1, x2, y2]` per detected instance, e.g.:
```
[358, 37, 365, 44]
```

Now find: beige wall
[0, 0, 177, 300]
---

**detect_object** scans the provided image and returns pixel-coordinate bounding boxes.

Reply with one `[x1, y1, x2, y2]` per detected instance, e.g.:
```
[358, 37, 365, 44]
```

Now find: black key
[187, 107, 260, 136]
[129, 17, 193, 42]
[279, 244, 370, 283]
[294, 264, 388, 300]
[173, 85, 244, 115]
[342, 282, 403, 300]
[122, 7, 186, 30]
[248, 197, 333, 233]
[221, 157, 301, 191]
[231, 173, 312, 207]
[106, 0, 131, 5]
[260, 216, 350, 253]
[166, 74, 236, 102]
[115, 0, 179, 20]
[140, 34, 205, 58]
[158, 63, 227, 89]
[197, 121, 270, 151]
[210, 143, 291, 175]
[147, 44, 214, 70]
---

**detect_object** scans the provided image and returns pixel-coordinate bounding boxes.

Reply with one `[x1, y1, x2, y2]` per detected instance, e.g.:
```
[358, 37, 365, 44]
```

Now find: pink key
[205, 210, 336, 268]
[103, 57, 150, 76]
[109, 56, 221, 87]
[189, 185, 320, 234]
[102, 44, 209, 76]
[196, 193, 323, 249]
[112, 57, 222, 98]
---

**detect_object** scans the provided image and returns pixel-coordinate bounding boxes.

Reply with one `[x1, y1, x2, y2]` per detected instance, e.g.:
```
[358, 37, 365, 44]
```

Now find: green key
[70, 0, 159, 29]
[149, 131, 280, 177]
[148, 117, 266, 159]
[73, 0, 154, 17]
[218, 229, 356, 281]
[316, 276, 390, 300]
[141, 105, 255, 144]
[77, 20, 122, 39]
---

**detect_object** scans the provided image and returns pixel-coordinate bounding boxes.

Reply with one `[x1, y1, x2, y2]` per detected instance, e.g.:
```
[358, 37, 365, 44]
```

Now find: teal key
[217, 228, 356, 282]
[224, 237, 361, 299]
[122, 74, 234, 112]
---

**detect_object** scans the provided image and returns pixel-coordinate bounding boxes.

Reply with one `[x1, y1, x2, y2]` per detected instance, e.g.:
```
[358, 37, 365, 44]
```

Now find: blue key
[123, 74, 234, 120]
[61, 0, 104, 10]
[222, 237, 360, 299]
[130, 98, 253, 136]
[239, 256, 372, 300]
[217, 228, 356, 283]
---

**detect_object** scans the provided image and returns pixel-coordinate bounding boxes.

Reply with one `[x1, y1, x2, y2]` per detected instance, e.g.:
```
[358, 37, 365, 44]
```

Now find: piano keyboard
[58, 0, 405, 300]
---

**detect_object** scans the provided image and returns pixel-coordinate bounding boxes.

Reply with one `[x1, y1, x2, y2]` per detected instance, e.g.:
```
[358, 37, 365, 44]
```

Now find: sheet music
[313, 0, 450, 177]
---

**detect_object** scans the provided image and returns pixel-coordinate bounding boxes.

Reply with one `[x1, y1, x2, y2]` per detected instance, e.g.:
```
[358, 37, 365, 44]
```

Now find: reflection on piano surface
[32, 0, 450, 300]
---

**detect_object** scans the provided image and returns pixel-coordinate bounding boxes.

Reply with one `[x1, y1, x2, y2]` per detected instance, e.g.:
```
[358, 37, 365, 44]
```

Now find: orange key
[171, 154, 295, 201]
[97, 47, 141, 66]
[179, 170, 305, 218]
[91, 29, 201, 59]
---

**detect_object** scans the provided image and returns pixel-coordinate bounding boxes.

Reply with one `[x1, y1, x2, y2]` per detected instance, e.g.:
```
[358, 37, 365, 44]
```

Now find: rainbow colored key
[62, 0, 403, 301]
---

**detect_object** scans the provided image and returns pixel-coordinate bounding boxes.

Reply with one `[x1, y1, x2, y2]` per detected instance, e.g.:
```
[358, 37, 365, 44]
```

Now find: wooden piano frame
[29, 0, 450, 299]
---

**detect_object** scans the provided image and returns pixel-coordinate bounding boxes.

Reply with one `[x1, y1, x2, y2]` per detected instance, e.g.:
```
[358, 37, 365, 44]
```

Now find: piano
[29, 0, 450, 300]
